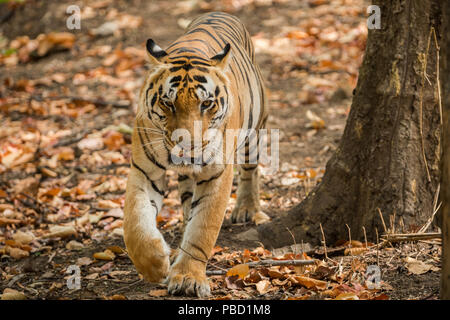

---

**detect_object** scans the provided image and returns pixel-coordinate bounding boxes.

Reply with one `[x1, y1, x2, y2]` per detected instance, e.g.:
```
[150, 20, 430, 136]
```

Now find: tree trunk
[258, 0, 442, 248]
[441, 0, 450, 301]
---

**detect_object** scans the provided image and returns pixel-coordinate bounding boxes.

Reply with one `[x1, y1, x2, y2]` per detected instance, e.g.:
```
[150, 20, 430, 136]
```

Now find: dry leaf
[7, 246, 29, 259]
[85, 272, 99, 280]
[334, 292, 359, 300]
[66, 240, 84, 251]
[255, 279, 271, 294]
[12, 230, 35, 244]
[404, 257, 439, 275]
[344, 247, 368, 256]
[106, 294, 127, 300]
[253, 211, 271, 225]
[149, 289, 168, 297]
[97, 199, 121, 209]
[77, 256, 93, 266]
[1, 288, 27, 300]
[226, 264, 250, 279]
[43, 225, 77, 239]
[93, 249, 116, 261]
[0, 217, 22, 226]
[292, 275, 327, 290]
[107, 245, 126, 254]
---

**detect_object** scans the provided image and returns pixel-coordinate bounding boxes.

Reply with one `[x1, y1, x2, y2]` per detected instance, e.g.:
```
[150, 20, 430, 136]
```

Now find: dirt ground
[0, 0, 441, 300]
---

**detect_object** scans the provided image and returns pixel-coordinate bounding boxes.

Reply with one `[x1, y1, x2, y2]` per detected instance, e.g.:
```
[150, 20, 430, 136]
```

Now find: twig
[382, 232, 441, 242]
[109, 279, 143, 294]
[362, 226, 368, 248]
[377, 208, 388, 234]
[345, 224, 351, 246]
[286, 227, 297, 248]
[206, 259, 316, 276]
[419, 201, 442, 233]
[319, 223, 328, 260]
[375, 228, 380, 266]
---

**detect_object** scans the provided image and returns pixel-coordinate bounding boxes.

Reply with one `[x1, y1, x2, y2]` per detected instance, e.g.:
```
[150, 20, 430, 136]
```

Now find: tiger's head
[137, 39, 234, 170]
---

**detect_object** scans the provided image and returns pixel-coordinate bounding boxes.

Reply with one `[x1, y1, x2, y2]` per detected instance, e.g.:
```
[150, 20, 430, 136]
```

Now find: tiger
[123, 11, 268, 297]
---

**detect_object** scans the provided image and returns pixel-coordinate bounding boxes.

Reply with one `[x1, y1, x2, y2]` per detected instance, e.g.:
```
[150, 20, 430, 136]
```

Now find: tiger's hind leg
[231, 164, 261, 223]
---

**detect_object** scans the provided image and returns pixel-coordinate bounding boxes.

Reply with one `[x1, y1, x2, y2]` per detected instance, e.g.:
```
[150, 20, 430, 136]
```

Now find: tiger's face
[139, 39, 233, 169]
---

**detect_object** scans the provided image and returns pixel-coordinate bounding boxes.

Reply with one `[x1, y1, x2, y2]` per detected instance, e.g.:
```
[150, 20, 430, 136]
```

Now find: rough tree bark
[258, 0, 442, 248]
[441, 0, 450, 301]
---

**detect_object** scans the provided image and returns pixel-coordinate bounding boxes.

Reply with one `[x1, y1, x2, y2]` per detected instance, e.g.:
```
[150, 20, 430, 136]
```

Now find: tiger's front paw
[125, 236, 170, 283]
[167, 263, 210, 297]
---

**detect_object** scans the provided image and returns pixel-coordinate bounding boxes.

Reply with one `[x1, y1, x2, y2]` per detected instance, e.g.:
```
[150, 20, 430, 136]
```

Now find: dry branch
[206, 259, 316, 276]
[382, 232, 441, 242]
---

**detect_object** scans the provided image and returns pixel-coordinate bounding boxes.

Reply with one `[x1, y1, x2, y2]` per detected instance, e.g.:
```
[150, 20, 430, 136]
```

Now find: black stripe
[241, 165, 257, 171]
[186, 27, 224, 49]
[181, 191, 193, 203]
[196, 170, 224, 185]
[170, 76, 182, 83]
[191, 194, 208, 210]
[178, 174, 190, 182]
[150, 199, 158, 210]
[150, 93, 157, 107]
[131, 160, 164, 196]
[169, 55, 210, 62]
[167, 39, 215, 53]
[137, 123, 166, 170]
[193, 75, 208, 83]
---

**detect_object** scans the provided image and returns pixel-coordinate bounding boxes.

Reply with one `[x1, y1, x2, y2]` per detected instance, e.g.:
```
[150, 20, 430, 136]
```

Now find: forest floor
[0, 0, 441, 300]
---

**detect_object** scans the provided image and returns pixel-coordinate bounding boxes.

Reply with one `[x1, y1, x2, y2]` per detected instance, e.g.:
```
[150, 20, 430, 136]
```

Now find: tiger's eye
[161, 100, 174, 111]
[201, 100, 213, 111]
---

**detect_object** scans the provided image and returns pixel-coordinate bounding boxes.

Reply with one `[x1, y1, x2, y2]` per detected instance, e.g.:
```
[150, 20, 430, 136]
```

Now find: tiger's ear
[211, 43, 231, 69]
[146, 39, 168, 65]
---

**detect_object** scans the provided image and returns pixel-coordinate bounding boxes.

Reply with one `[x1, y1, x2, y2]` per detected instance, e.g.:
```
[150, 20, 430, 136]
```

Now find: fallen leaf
[42, 225, 77, 239]
[12, 230, 35, 244]
[93, 249, 116, 261]
[97, 199, 121, 209]
[404, 257, 439, 275]
[0, 217, 22, 226]
[76, 257, 93, 266]
[291, 275, 327, 290]
[107, 245, 126, 254]
[77, 137, 104, 150]
[106, 294, 127, 300]
[226, 263, 250, 279]
[253, 211, 271, 225]
[344, 247, 368, 256]
[1, 288, 27, 300]
[255, 279, 271, 294]
[66, 240, 84, 251]
[334, 292, 359, 300]
[85, 272, 99, 280]
[7, 246, 30, 259]
[149, 289, 168, 297]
